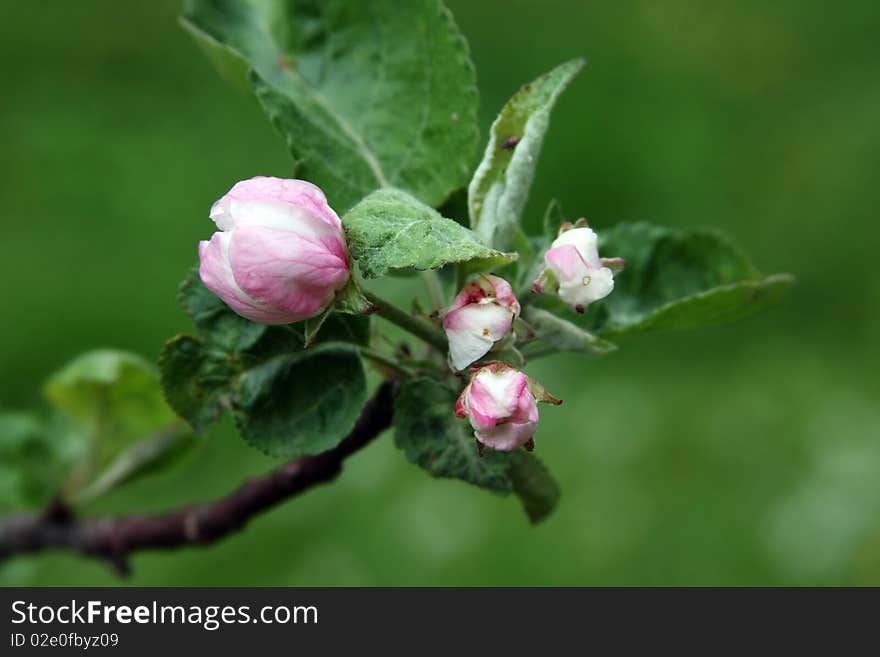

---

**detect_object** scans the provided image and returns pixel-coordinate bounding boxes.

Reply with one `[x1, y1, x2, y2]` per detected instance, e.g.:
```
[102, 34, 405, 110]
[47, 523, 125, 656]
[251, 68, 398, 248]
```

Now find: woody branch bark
[0, 380, 397, 576]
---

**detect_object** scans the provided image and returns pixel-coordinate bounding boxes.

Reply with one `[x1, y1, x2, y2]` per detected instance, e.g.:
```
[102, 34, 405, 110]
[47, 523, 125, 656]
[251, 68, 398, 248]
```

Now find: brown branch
[0, 380, 398, 576]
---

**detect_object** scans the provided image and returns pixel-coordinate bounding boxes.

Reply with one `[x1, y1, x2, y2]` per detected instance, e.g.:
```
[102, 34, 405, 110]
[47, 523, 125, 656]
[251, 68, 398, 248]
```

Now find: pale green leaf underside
[42, 349, 193, 501]
[601, 274, 794, 337]
[44, 350, 180, 472]
[522, 307, 617, 357]
[591, 222, 794, 337]
[469, 59, 584, 251]
[343, 188, 517, 278]
[182, 0, 479, 213]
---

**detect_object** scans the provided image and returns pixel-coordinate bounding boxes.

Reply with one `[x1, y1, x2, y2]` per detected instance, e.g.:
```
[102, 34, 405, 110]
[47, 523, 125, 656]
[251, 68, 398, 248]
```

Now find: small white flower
[534, 222, 624, 313]
[442, 275, 520, 371]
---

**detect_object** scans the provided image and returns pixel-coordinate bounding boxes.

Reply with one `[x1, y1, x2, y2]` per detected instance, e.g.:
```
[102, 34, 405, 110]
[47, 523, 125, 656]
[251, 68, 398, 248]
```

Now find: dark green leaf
[593, 222, 794, 337]
[303, 308, 333, 348]
[318, 313, 371, 347]
[393, 378, 562, 523]
[469, 59, 584, 250]
[343, 188, 517, 278]
[0, 413, 59, 510]
[161, 268, 370, 440]
[233, 345, 367, 457]
[159, 334, 229, 434]
[394, 378, 512, 492]
[507, 451, 561, 524]
[182, 0, 479, 213]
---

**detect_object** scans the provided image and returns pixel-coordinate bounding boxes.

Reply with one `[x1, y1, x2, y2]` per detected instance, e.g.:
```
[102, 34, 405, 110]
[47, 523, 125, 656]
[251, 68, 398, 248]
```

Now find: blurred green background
[2, 0, 879, 586]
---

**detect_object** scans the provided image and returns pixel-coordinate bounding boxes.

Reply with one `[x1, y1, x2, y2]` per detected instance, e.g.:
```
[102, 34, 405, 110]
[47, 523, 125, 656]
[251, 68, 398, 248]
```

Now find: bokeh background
[2, 0, 878, 585]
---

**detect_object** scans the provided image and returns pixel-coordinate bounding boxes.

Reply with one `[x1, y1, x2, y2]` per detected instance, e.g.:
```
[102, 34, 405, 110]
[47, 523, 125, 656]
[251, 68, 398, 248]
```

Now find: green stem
[358, 346, 414, 378]
[364, 291, 448, 352]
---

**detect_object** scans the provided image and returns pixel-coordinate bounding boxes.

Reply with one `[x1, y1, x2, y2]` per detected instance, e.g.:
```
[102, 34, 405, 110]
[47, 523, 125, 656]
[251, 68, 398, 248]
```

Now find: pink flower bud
[537, 225, 622, 313]
[455, 363, 559, 452]
[442, 275, 520, 371]
[198, 177, 350, 324]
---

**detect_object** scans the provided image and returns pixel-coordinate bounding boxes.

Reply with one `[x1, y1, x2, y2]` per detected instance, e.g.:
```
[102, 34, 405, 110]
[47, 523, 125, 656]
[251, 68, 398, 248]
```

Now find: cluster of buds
[199, 177, 620, 457]
[444, 219, 622, 453]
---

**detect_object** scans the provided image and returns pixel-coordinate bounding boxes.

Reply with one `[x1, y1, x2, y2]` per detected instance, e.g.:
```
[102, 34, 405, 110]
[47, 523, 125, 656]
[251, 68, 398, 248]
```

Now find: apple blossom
[442, 275, 520, 371]
[533, 221, 624, 313]
[198, 176, 350, 324]
[455, 362, 561, 453]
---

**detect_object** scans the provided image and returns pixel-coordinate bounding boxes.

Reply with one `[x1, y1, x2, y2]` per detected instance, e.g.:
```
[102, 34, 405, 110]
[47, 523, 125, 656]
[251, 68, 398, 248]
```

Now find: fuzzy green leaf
[161, 268, 370, 458]
[233, 345, 366, 458]
[522, 307, 617, 358]
[469, 59, 584, 250]
[592, 222, 794, 337]
[394, 378, 512, 492]
[393, 378, 562, 523]
[159, 269, 285, 433]
[159, 335, 229, 434]
[182, 0, 479, 213]
[507, 451, 561, 524]
[343, 188, 517, 278]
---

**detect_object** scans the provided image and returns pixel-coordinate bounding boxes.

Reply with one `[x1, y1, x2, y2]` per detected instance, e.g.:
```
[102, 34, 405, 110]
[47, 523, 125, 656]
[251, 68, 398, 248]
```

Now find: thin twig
[363, 290, 448, 351]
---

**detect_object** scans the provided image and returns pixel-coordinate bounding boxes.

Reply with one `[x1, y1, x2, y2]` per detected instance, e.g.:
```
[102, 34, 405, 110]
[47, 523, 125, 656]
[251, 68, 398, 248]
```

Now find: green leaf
[181, 17, 250, 93]
[469, 59, 584, 250]
[41, 350, 193, 502]
[521, 307, 617, 358]
[319, 313, 372, 347]
[159, 334, 229, 434]
[343, 188, 517, 278]
[73, 427, 195, 506]
[594, 222, 794, 337]
[506, 451, 560, 524]
[393, 378, 563, 523]
[233, 345, 367, 458]
[44, 350, 181, 473]
[0, 413, 60, 510]
[161, 269, 370, 458]
[394, 378, 512, 492]
[159, 268, 286, 434]
[303, 308, 333, 348]
[182, 0, 479, 213]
